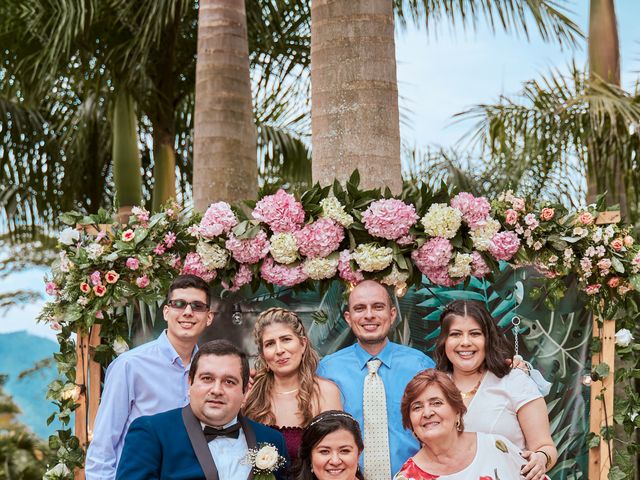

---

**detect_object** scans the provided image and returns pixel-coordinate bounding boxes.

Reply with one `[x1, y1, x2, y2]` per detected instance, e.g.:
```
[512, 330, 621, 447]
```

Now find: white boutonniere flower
[244, 443, 286, 480]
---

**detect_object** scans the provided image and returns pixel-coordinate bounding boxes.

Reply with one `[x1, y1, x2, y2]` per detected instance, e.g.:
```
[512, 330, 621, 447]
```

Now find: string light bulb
[231, 303, 243, 326]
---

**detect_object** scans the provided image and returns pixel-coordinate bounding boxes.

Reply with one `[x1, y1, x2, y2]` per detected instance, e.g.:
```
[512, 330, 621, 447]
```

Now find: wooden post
[88, 325, 102, 438]
[74, 330, 90, 480]
[588, 316, 616, 480]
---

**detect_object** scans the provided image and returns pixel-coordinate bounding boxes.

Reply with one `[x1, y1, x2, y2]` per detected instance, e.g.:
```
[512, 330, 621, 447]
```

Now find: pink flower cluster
[225, 230, 270, 264]
[450, 193, 490, 227]
[488, 231, 521, 261]
[411, 238, 455, 286]
[471, 252, 491, 278]
[338, 250, 364, 284]
[181, 252, 216, 282]
[224, 264, 253, 292]
[295, 218, 344, 258]
[260, 257, 307, 286]
[362, 199, 418, 240]
[252, 190, 305, 233]
[45, 282, 58, 296]
[198, 202, 238, 238]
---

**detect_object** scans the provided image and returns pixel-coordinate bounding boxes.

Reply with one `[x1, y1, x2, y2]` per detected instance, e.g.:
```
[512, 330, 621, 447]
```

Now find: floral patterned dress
[393, 432, 527, 480]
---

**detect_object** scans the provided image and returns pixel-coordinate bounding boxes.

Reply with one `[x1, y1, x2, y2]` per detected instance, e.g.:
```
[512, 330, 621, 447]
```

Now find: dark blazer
[115, 406, 288, 480]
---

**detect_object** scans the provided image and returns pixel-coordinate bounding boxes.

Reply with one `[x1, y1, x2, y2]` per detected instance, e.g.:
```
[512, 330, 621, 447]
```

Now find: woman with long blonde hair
[244, 308, 342, 463]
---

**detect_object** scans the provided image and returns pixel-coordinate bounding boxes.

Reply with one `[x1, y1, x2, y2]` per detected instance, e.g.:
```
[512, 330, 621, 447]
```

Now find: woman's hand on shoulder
[317, 377, 343, 411]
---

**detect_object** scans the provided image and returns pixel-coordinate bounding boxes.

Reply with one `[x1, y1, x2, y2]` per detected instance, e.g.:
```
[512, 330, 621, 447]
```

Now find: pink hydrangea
[224, 264, 253, 292]
[489, 231, 521, 261]
[164, 232, 177, 248]
[338, 250, 365, 284]
[198, 202, 238, 239]
[411, 237, 454, 274]
[471, 251, 491, 278]
[450, 192, 491, 227]
[126, 257, 140, 270]
[425, 266, 458, 287]
[252, 189, 305, 233]
[225, 230, 270, 264]
[260, 257, 308, 287]
[396, 234, 415, 246]
[295, 218, 344, 258]
[181, 252, 216, 282]
[361, 199, 418, 240]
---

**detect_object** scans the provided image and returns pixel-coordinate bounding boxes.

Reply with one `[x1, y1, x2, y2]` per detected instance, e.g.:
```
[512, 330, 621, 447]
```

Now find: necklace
[459, 373, 484, 400]
[274, 388, 299, 395]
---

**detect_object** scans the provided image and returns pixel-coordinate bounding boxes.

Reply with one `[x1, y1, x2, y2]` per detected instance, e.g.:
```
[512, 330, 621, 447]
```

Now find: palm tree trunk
[151, 131, 176, 211]
[193, 0, 257, 211]
[311, 0, 402, 193]
[587, 0, 627, 217]
[112, 90, 142, 216]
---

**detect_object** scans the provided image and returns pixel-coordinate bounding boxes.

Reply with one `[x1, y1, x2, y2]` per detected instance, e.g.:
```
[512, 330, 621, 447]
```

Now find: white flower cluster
[303, 256, 339, 280]
[320, 197, 354, 227]
[420, 203, 462, 239]
[381, 264, 409, 287]
[59, 227, 80, 245]
[196, 242, 229, 269]
[113, 337, 130, 355]
[448, 253, 473, 278]
[469, 218, 501, 251]
[44, 463, 71, 480]
[86, 243, 105, 260]
[269, 233, 299, 264]
[352, 243, 393, 272]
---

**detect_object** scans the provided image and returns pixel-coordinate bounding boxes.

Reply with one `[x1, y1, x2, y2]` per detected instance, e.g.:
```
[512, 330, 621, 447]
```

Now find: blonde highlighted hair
[243, 307, 320, 426]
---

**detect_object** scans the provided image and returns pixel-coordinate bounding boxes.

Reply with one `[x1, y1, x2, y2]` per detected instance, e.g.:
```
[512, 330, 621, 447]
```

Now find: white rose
[113, 337, 130, 355]
[615, 328, 633, 347]
[254, 444, 279, 470]
[59, 227, 80, 245]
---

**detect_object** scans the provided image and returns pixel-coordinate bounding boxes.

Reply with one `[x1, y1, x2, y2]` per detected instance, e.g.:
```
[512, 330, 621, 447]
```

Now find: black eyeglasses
[167, 299, 210, 313]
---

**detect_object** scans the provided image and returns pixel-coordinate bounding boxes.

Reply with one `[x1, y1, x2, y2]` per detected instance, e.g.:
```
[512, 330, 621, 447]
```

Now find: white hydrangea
[352, 243, 393, 272]
[469, 218, 501, 251]
[448, 253, 473, 278]
[196, 242, 229, 270]
[420, 203, 462, 239]
[320, 197, 354, 227]
[269, 233, 299, 264]
[302, 256, 339, 280]
[381, 264, 410, 287]
[86, 243, 104, 260]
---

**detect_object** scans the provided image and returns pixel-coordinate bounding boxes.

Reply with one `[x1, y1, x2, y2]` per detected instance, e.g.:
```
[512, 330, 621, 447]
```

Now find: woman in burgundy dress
[244, 308, 342, 463]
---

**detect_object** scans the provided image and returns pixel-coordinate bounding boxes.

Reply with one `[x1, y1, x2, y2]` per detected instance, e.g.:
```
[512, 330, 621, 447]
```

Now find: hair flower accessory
[243, 443, 286, 480]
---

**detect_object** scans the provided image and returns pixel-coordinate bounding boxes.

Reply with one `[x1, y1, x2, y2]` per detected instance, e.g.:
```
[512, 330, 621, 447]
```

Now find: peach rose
[579, 212, 594, 225]
[105, 270, 120, 284]
[93, 284, 107, 297]
[505, 209, 518, 225]
[80, 282, 91, 294]
[610, 238, 623, 251]
[607, 277, 621, 288]
[540, 208, 555, 221]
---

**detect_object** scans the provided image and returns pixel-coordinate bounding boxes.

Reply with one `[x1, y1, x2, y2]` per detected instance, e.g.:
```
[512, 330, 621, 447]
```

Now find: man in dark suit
[116, 339, 288, 480]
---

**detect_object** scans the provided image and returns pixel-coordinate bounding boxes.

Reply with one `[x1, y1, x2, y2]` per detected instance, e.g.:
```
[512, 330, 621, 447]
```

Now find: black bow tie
[203, 423, 241, 442]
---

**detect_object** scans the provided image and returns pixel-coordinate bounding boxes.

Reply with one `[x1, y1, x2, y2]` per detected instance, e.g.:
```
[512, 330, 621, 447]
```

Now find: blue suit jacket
[115, 406, 288, 480]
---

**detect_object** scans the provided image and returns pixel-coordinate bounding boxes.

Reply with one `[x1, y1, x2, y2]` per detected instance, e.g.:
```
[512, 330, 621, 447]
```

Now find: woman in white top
[434, 300, 557, 480]
[394, 369, 535, 480]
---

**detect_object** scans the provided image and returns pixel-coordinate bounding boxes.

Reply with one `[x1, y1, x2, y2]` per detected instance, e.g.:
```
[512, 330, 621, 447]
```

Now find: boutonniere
[244, 443, 286, 480]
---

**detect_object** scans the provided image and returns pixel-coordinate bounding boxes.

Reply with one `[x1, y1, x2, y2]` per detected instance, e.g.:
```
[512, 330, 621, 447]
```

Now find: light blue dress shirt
[85, 330, 196, 480]
[204, 417, 251, 479]
[317, 341, 435, 477]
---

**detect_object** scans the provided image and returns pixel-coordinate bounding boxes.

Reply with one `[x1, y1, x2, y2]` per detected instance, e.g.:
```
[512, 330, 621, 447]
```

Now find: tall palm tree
[310, 0, 582, 193]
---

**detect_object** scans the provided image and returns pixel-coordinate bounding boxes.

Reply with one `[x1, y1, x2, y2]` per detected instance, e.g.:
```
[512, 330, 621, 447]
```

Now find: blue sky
[4, 2, 640, 341]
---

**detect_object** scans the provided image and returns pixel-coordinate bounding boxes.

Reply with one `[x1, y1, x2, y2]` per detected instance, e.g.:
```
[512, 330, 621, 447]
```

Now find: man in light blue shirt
[85, 274, 214, 479]
[317, 280, 435, 477]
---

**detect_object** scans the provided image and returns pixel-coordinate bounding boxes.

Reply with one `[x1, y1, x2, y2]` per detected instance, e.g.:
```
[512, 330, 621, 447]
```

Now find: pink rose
[610, 238, 623, 251]
[623, 235, 634, 247]
[122, 229, 135, 242]
[90, 271, 102, 286]
[362, 199, 418, 240]
[584, 284, 601, 295]
[512, 197, 526, 212]
[505, 209, 518, 226]
[136, 275, 150, 289]
[80, 282, 91, 294]
[489, 231, 520, 261]
[105, 270, 119, 284]
[93, 284, 107, 297]
[579, 212, 594, 225]
[540, 208, 555, 221]
[126, 257, 140, 270]
[607, 277, 621, 288]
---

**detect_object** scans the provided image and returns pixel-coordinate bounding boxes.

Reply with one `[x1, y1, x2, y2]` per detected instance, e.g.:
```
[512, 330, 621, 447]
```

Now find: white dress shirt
[202, 417, 251, 480]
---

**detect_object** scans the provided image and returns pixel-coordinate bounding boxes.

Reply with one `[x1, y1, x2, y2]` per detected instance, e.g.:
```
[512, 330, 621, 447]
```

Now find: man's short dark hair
[167, 274, 211, 305]
[189, 340, 250, 391]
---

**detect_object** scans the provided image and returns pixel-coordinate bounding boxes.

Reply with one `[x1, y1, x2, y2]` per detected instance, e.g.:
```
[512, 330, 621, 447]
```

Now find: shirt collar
[158, 330, 199, 367]
[354, 340, 394, 370]
[200, 416, 239, 430]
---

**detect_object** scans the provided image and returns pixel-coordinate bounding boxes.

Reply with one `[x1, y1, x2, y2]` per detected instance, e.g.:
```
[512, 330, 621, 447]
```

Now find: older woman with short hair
[394, 369, 540, 480]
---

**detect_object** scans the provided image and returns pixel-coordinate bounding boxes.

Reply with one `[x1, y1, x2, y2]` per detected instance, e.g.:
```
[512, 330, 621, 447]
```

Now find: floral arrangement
[243, 443, 286, 480]
[38, 171, 640, 477]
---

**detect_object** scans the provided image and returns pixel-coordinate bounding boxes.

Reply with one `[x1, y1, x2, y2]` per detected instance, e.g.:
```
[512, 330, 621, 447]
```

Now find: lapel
[238, 415, 256, 480]
[182, 405, 219, 480]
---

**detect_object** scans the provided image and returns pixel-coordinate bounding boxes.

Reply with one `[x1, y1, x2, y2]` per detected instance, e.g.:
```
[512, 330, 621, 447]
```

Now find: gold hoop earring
[455, 417, 462, 431]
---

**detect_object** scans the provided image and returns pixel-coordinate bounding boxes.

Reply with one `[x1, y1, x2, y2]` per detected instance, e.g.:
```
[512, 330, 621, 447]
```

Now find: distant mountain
[0, 331, 64, 439]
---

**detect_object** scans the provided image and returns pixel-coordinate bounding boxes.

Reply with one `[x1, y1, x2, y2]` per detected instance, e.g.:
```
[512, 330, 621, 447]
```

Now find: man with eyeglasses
[86, 274, 214, 479]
